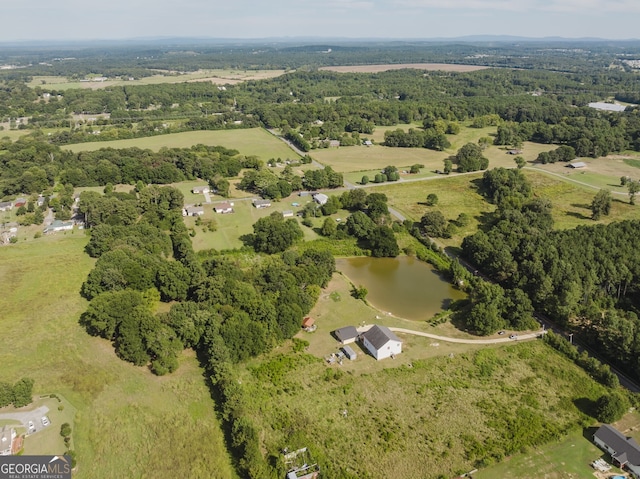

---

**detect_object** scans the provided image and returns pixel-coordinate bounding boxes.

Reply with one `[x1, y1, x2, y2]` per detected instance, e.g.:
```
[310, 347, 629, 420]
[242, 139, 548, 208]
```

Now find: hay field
[28, 69, 287, 90]
[64, 128, 300, 161]
[319, 63, 490, 73]
[0, 236, 235, 479]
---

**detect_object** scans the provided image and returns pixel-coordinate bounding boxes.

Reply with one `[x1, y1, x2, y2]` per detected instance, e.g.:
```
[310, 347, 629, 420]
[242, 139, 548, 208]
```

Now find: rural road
[357, 324, 545, 345]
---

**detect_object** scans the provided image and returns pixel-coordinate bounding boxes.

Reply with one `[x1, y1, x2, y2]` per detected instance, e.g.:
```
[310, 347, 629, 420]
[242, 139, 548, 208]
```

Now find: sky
[2, 0, 639, 42]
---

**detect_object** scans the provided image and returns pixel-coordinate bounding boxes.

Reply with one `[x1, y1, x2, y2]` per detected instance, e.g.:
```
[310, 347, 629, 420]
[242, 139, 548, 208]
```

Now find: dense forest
[461, 168, 640, 379]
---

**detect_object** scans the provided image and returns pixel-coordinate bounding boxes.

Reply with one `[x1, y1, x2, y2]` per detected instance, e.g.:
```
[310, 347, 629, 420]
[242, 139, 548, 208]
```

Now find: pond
[336, 256, 466, 321]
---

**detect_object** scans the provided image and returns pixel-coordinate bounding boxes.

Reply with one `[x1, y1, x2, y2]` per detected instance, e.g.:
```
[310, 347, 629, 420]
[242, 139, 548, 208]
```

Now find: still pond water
[336, 256, 466, 321]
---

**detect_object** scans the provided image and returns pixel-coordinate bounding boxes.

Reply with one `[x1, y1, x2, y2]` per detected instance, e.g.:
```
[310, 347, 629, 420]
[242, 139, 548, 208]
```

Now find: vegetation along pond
[336, 256, 466, 321]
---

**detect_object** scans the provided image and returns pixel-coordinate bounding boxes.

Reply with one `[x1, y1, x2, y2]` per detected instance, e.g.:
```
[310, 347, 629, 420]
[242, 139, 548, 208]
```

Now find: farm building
[313, 193, 328, 206]
[183, 206, 204, 217]
[44, 220, 74, 234]
[282, 210, 294, 218]
[302, 317, 316, 332]
[593, 424, 640, 478]
[214, 202, 234, 214]
[0, 201, 12, 211]
[568, 161, 587, 169]
[192, 185, 210, 194]
[333, 326, 359, 345]
[507, 149, 523, 155]
[342, 345, 357, 360]
[13, 198, 26, 208]
[361, 325, 402, 360]
[363, 140, 373, 147]
[253, 199, 272, 209]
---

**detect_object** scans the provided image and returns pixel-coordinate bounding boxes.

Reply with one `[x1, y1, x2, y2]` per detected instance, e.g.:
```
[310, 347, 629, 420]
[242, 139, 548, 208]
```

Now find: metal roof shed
[342, 345, 357, 360]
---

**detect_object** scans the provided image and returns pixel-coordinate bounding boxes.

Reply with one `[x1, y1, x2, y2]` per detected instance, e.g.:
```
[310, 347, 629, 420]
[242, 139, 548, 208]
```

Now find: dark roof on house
[594, 424, 640, 466]
[362, 325, 401, 350]
[334, 326, 358, 342]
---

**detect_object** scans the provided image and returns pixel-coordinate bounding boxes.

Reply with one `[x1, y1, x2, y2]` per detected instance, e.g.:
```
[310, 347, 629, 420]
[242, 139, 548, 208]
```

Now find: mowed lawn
[27, 69, 287, 90]
[186, 196, 319, 251]
[0, 236, 236, 479]
[312, 123, 553, 175]
[64, 128, 301, 162]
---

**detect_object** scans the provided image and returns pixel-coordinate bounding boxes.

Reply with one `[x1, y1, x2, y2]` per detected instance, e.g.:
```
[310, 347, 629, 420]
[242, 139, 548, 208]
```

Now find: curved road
[356, 324, 545, 345]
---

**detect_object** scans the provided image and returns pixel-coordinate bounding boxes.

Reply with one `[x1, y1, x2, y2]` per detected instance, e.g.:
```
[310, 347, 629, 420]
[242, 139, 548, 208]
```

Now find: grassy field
[186, 196, 319, 251]
[368, 167, 640, 247]
[311, 125, 552, 174]
[237, 332, 606, 479]
[476, 413, 640, 479]
[0, 236, 236, 479]
[64, 128, 301, 161]
[371, 173, 496, 246]
[474, 428, 618, 479]
[27, 69, 287, 90]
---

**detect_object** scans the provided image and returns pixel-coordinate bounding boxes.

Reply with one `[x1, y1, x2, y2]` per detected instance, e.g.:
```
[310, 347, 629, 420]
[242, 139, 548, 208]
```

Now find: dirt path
[356, 324, 544, 344]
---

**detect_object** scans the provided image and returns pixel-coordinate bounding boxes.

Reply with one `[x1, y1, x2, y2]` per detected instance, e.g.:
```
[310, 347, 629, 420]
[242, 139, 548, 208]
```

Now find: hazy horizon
[3, 0, 640, 43]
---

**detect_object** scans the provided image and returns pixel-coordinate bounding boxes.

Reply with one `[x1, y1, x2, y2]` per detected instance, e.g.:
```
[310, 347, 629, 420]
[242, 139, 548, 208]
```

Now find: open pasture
[0, 236, 235, 479]
[186, 196, 318, 252]
[63, 128, 300, 160]
[239, 332, 604, 479]
[64, 128, 300, 161]
[319, 63, 490, 73]
[28, 69, 287, 90]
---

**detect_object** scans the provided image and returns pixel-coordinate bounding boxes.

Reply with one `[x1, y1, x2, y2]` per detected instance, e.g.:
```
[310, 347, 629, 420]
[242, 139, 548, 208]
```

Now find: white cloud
[394, 0, 640, 13]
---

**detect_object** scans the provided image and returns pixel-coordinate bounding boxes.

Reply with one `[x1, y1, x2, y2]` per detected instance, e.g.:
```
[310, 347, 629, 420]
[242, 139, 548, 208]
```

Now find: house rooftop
[362, 325, 401, 350]
[594, 424, 640, 467]
[334, 326, 358, 342]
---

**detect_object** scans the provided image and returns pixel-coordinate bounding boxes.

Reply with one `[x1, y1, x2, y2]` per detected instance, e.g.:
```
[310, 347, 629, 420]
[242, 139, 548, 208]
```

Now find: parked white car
[41, 416, 50, 427]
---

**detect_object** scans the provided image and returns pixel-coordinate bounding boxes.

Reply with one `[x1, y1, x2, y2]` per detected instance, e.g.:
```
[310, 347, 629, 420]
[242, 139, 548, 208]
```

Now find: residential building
[253, 199, 272, 209]
[361, 325, 402, 360]
[0, 426, 16, 456]
[192, 185, 210, 194]
[593, 424, 640, 478]
[44, 220, 74, 234]
[214, 202, 234, 214]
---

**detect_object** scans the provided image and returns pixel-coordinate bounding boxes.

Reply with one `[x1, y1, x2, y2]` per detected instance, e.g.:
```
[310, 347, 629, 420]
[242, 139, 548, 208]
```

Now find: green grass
[310, 125, 552, 175]
[27, 69, 287, 90]
[237, 335, 605, 479]
[64, 128, 301, 161]
[186, 196, 319, 252]
[370, 173, 495, 246]
[624, 158, 640, 169]
[474, 428, 616, 479]
[0, 236, 235, 479]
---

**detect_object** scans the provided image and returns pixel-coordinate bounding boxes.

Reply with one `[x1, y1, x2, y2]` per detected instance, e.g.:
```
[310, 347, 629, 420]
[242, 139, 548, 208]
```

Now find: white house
[183, 206, 205, 217]
[214, 202, 234, 214]
[44, 220, 74, 234]
[0, 201, 12, 211]
[0, 426, 16, 456]
[361, 325, 402, 360]
[593, 424, 640, 478]
[313, 193, 328, 206]
[192, 185, 210, 194]
[253, 199, 272, 209]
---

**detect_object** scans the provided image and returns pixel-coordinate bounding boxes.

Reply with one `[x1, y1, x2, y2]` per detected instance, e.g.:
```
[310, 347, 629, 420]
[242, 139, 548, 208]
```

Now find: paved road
[0, 406, 50, 435]
[356, 324, 545, 345]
